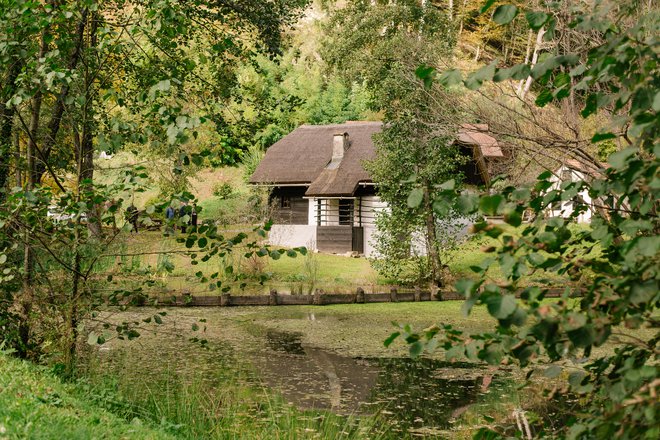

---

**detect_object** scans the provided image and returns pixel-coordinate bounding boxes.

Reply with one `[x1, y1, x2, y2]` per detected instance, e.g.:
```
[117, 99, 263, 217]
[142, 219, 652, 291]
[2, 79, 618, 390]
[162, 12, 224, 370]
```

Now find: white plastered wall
[268, 224, 317, 249]
[360, 195, 387, 258]
[547, 166, 593, 223]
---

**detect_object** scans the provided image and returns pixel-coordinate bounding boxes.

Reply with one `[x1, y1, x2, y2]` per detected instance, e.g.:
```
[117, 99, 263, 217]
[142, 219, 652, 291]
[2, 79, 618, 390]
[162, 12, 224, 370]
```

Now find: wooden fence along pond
[143, 287, 564, 307]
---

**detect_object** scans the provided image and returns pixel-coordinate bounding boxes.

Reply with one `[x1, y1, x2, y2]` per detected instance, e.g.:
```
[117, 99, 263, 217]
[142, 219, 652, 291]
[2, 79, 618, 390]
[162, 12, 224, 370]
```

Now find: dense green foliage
[0, 0, 308, 374]
[392, 1, 659, 438]
[224, 51, 373, 151]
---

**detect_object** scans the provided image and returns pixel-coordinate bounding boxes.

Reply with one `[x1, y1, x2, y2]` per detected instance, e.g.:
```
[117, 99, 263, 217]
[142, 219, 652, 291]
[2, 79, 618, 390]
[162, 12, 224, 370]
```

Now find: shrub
[212, 182, 234, 199]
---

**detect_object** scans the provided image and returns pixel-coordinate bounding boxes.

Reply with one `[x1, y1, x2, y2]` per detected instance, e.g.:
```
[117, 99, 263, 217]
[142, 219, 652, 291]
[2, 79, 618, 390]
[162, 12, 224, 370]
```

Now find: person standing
[191, 203, 198, 228]
[165, 205, 175, 232]
[126, 204, 139, 233]
[179, 202, 187, 233]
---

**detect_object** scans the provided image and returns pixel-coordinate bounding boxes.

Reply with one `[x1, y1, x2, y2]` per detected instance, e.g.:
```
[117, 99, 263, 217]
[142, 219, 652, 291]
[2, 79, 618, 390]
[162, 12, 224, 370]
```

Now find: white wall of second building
[547, 166, 593, 223]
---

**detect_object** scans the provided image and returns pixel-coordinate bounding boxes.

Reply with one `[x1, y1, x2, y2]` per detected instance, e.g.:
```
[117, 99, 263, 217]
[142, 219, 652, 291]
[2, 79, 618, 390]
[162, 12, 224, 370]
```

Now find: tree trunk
[0, 59, 21, 198]
[14, 130, 21, 187]
[520, 27, 546, 99]
[516, 30, 534, 96]
[458, 0, 468, 36]
[78, 12, 102, 237]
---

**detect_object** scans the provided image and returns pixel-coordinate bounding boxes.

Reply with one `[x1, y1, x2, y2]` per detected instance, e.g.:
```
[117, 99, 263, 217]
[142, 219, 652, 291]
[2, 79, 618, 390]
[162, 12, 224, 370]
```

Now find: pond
[89, 305, 520, 438]
[257, 329, 511, 435]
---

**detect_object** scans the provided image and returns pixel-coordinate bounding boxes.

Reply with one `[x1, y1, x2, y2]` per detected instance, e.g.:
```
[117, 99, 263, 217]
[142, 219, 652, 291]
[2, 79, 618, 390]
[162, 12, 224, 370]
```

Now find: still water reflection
[256, 330, 507, 433]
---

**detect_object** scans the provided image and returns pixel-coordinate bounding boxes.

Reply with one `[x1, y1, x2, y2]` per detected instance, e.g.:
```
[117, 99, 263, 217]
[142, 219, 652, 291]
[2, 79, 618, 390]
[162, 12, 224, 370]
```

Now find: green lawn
[0, 353, 172, 439]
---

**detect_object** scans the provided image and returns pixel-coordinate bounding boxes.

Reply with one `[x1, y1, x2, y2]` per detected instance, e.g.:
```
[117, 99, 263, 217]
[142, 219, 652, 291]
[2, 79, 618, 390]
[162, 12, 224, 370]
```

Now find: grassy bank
[0, 352, 171, 439]
[0, 342, 389, 439]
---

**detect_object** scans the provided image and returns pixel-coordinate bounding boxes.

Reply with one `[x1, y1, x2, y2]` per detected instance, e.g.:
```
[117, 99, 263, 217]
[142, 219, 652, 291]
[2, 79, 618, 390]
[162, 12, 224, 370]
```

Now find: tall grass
[81, 351, 390, 439]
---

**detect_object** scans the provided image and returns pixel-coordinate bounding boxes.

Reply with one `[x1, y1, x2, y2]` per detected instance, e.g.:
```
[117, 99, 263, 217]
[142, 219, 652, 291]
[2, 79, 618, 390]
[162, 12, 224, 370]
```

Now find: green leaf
[270, 250, 282, 260]
[384, 332, 400, 347]
[432, 199, 451, 216]
[531, 55, 579, 79]
[653, 91, 660, 112]
[153, 314, 163, 325]
[527, 252, 547, 267]
[456, 279, 479, 297]
[504, 209, 522, 227]
[438, 179, 455, 191]
[457, 194, 479, 214]
[535, 88, 553, 107]
[407, 188, 424, 208]
[479, 194, 503, 216]
[437, 69, 462, 87]
[608, 147, 636, 169]
[525, 11, 549, 30]
[409, 341, 424, 358]
[415, 64, 435, 88]
[544, 365, 562, 378]
[198, 237, 208, 248]
[445, 345, 465, 361]
[537, 170, 552, 180]
[479, 0, 497, 14]
[492, 5, 518, 25]
[486, 294, 517, 319]
[630, 281, 657, 305]
[464, 60, 498, 90]
[191, 323, 199, 331]
[415, 64, 434, 79]
[636, 236, 660, 257]
[511, 188, 531, 201]
[493, 64, 531, 82]
[87, 332, 99, 345]
[591, 132, 616, 142]
[481, 344, 504, 365]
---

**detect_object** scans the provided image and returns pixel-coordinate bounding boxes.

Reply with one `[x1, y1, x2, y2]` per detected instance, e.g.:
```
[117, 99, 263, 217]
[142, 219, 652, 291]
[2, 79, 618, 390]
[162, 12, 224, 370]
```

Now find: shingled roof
[250, 121, 503, 197]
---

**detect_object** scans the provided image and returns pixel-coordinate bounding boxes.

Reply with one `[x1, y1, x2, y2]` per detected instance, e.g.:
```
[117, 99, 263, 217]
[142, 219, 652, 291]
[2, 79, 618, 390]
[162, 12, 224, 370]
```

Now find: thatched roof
[250, 122, 381, 197]
[250, 121, 503, 196]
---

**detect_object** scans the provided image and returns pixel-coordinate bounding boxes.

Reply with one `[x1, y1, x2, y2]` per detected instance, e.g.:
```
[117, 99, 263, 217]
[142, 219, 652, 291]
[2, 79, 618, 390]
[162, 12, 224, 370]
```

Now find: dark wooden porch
[316, 226, 364, 254]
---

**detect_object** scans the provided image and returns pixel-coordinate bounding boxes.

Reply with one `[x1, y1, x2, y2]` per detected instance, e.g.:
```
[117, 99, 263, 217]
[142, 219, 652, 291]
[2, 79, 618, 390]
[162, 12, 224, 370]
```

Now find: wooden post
[356, 287, 365, 304]
[390, 287, 398, 303]
[269, 289, 278, 306]
[314, 289, 323, 305]
[414, 286, 421, 302]
[220, 293, 231, 307]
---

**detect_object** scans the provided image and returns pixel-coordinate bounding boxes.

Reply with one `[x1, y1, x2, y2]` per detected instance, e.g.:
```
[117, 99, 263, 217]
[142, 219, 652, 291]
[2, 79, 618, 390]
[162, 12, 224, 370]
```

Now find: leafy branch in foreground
[391, 1, 658, 439]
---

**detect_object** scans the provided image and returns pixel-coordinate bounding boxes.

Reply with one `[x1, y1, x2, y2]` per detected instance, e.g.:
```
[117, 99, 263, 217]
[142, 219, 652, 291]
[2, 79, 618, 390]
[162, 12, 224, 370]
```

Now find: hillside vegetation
[0, 353, 171, 439]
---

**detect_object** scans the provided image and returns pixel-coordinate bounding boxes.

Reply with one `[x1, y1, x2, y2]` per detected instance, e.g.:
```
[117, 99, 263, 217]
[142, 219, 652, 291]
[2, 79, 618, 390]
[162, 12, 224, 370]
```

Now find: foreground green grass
[0, 352, 171, 439]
